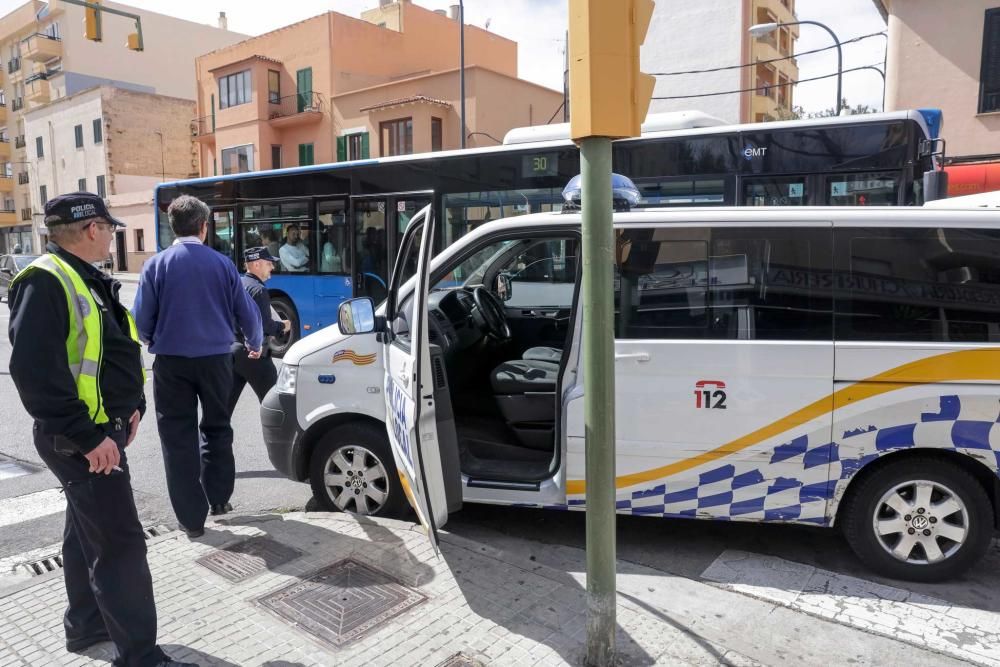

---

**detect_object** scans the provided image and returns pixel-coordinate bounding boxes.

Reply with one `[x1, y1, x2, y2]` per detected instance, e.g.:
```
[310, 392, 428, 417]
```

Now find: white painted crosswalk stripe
[0, 488, 66, 529]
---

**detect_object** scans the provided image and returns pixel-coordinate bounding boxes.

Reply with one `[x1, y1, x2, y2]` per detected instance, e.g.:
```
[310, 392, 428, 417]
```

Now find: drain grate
[196, 536, 301, 582]
[258, 558, 427, 647]
[143, 525, 169, 540]
[16, 553, 62, 577]
[436, 653, 487, 667]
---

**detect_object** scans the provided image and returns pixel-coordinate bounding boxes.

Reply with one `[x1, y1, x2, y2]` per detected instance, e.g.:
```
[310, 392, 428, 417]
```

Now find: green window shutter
[307, 144, 314, 165]
[360, 132, 370, 159]
[299, 143, 314, 166]
[336, 136, 346, 162]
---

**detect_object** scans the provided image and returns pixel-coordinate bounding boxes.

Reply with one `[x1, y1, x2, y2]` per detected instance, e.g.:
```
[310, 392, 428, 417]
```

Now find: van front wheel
[309, 422, 408, 518]
[841, 457, 993, 582]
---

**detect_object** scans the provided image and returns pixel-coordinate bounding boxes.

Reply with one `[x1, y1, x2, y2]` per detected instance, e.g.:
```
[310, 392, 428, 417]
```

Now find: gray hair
[48, 220, 92, 245]
[167, 195, 211, 237]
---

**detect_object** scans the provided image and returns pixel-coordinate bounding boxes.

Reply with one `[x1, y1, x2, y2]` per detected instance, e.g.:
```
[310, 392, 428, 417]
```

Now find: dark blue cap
[244, 246, 279, 263]
[44, 191, 125, 227]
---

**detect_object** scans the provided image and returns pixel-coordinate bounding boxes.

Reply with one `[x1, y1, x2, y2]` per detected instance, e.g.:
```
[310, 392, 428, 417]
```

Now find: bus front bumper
[261, 389, 305, 481]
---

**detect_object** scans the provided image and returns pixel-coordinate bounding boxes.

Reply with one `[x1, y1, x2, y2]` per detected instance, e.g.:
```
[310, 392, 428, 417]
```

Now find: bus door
[210, 208, 236, 260]
[313, 197, 350, 327]
[350, 193, 433, 302]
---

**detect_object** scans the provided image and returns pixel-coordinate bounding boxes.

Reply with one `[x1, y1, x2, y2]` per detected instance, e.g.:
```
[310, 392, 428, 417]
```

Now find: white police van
[262, 201, 1000, 581]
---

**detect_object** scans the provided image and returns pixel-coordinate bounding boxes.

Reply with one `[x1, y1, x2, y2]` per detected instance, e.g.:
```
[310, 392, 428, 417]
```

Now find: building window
[39, 185, 47, 205]
[78, 177, 86, 191]
[35, 136, 43, 158]
[96, 174, 106, 198]
[218, 69, 251, 110]
[338, 132, 369, 161]
[431, 117, 443, 152]
[221, 144, 254, 174]
[268, 70, 280, 104]
[135, 228, 144, 252]
[74, 124, 83, 148]
[379, 117, 413, 156]
[980, 8, 1000, 113]
[44, 21, 60, 39]
[93, 118, 102, 143]
[271, 144, 281, 169]
[298, 143, 314, 166]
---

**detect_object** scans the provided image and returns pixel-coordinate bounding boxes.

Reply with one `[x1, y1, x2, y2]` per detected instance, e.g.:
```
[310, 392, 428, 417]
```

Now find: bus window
[743, 176, 807, 206]
[354, 199, 388, 302]
[239, 222, 287, 271]
[212, 210, 234, 256]
[317, 200, 348, 274]
[826, 173, 900, 206]
[443, 188, 564, 245]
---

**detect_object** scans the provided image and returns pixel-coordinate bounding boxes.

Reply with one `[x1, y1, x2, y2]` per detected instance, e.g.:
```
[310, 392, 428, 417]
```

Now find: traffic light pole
[580, 135, 616, 667]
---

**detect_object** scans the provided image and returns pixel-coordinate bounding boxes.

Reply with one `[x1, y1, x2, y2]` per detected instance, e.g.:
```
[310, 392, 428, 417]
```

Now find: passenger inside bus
[280, 224, 310, 272]
[320, 226, 343, 273]
[260, 228, 280, 263]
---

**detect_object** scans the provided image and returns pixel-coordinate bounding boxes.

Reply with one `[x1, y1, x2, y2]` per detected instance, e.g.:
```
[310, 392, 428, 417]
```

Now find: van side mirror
[338, 297, 379, 335]
[496, 272, 512, 302]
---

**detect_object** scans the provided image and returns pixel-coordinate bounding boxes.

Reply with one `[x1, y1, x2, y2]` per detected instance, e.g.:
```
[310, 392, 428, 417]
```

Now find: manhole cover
[196, 537, 301, 582]
[258, 558, 427, 647]
[437, 652, 487, 667]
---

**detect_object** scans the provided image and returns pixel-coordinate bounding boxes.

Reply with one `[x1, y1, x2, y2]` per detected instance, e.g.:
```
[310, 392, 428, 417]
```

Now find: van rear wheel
[309, 422, 408, 518]
[841, 457, 993, 582]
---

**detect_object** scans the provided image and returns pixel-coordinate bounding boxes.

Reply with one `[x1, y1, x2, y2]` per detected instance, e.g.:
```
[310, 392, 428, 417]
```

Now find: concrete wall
[884, 0, 1000, 158]
[644, 0, 745, 124]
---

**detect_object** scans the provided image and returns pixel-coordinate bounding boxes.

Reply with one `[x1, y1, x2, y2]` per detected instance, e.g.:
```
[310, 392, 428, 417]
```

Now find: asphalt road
[1, 277, 999, 633]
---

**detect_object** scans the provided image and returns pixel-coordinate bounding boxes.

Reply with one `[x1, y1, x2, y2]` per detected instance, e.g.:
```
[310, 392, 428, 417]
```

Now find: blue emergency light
[561, 173, 642, 212]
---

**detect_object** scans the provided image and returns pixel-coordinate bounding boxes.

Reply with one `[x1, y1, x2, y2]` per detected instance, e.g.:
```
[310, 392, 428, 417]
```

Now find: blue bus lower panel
[266, 274, 353, 338]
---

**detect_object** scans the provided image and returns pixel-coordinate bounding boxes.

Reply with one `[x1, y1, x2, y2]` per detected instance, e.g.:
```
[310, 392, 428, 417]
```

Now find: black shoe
[210, 502, 232, 516]
[156, 660, 199, 667]
[66, 632, 111, 652]
[183, 527, 204, 538]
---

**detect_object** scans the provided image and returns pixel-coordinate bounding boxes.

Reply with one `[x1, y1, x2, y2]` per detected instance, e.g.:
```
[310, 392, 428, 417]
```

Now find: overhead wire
[653, 64, 886, 100]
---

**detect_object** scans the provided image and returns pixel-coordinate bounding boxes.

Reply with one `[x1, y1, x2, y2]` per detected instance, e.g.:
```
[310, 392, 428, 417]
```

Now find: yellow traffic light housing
[569, 0, 656, 140]
[126, 32, 143, 51]
[84, 0, 102, 41]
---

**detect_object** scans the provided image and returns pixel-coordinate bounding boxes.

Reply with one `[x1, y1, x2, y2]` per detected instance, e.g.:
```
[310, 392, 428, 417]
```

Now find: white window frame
[220, 144, 254, 175]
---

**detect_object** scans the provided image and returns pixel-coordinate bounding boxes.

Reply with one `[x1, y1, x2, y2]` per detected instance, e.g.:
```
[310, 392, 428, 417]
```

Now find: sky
[0, 0, 887, 115]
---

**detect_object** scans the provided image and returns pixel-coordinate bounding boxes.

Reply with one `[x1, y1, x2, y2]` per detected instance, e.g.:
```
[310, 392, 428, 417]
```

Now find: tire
[269, 296, 298, 358]
[308, 422, 408, 519]
[841, 457, 993, 582]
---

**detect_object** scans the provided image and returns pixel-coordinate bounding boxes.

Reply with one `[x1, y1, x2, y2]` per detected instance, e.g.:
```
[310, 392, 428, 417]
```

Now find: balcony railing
[21, 32, 62, 62]
[7, 57, 20, 74]
[267, 91, 324, 126]
[11, 98, 23, 111]
[14, 135, 24, 149]
[191, 115, 215, 142]
[20, 207, 32, 221]
[17, 172, 27, 185]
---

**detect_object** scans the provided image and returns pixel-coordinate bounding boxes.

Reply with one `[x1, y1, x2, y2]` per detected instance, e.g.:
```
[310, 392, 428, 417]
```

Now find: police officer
[227, 246, 289, 418]
[7, 193, 195, 667]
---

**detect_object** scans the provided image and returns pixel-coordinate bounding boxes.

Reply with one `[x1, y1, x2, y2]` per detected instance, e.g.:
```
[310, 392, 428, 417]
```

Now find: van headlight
[275, 364, 298, 394]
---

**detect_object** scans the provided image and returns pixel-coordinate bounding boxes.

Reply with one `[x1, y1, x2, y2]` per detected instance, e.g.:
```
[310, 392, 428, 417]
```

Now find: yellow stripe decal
[566, 348, 1000, 496]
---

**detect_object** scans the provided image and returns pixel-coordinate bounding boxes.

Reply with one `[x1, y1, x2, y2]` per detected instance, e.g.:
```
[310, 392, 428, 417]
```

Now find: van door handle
[614, 352, 650, 363]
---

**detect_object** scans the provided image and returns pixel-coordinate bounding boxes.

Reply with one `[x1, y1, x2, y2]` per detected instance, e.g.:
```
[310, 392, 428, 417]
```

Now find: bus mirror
[923, 169, 949, 202]
[496, 273, 512, 302]
[338, 297, 377, 335]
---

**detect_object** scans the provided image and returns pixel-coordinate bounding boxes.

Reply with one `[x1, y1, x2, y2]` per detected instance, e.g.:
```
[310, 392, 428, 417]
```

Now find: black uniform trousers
[226, 347, 278, 416]
[34, 421, 167, 667]
[152, 353, 234, 531]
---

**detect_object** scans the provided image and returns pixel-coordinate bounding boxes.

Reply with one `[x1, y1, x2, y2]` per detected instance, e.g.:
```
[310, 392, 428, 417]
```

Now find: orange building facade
[193, 0, 562, 177]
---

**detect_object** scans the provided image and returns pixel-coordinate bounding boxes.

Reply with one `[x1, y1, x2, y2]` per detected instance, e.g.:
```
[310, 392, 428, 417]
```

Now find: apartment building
[874, 0, 1000, 195]
[0, 0, 245, 253]
[24, 86, 196, 270]
[646, 0, 798, 124]
[193, 0, 562, 177]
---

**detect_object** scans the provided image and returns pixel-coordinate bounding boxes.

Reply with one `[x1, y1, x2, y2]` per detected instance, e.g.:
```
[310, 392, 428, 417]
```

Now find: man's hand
[247, 347, 262, 360]
[282, 319, 291, 334]
[126, 409, 140, 446]
[85, 437, 121, 475]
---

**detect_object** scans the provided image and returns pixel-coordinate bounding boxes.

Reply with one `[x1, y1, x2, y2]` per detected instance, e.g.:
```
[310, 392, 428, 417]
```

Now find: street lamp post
[855, 65, 886, 111]
[749, 20, 843, 115]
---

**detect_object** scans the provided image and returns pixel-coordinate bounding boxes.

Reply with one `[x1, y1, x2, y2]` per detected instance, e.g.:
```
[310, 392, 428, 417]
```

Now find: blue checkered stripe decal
[564, 394, 1000, 526]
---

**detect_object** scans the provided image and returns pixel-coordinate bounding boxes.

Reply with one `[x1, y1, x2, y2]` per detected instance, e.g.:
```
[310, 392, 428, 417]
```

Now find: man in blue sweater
[133, 195, 262, 538]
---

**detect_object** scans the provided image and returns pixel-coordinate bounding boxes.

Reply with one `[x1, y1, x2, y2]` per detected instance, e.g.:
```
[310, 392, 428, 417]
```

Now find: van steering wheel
[473, 286, 511, 341]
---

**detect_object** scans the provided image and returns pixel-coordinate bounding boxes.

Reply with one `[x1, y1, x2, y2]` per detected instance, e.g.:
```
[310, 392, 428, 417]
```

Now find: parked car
[0, 254, 39, 301]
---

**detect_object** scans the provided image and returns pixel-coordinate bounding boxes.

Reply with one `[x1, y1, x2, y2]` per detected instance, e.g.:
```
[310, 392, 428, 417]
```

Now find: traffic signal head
[84, 0, 102, 42]
[569, 0, 656, 140]
[126, 32, 143, 51]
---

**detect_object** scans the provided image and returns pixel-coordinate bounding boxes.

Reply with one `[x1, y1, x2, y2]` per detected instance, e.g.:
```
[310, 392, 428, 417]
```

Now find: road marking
[702, 550, 1000, 667]
[0, 488, 66, 529]
[0, 459, 38, 482]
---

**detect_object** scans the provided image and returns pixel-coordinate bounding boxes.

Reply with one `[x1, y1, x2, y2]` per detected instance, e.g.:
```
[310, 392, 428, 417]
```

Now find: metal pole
[459, 0, 466, 148]
[579, 135, 616, 667]
[797, 21, 842, 115]
[563, 29, 570, 122]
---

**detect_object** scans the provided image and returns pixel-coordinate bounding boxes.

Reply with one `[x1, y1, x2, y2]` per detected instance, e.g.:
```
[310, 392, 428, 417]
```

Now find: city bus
[155, 109, 942, 355]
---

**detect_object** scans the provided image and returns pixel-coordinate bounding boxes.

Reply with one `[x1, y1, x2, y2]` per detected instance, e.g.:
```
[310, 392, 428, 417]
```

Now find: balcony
[7, 57, 20, 75]
[0, 103, 6, 123]
[267, 92, 324, 129]
[0, 209, 16, 226]
[0, 176, 12, 192]
[0, 139, 10, 160]
[25, 74, 50, 105]
[22, 33, 62, 62]
[191, 115, 215, 144]
[16, 171, 27, 185]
